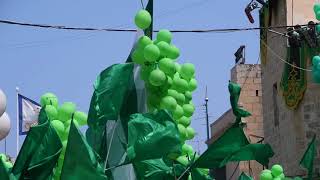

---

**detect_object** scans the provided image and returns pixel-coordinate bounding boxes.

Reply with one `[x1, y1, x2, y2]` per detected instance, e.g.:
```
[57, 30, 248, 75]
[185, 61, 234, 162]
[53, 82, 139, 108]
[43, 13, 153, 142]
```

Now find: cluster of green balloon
[40, 93, 88, 179]
[260, 164, 287, 180]
[133, 9, 198, 162]
[0, 153, 13, 170]
[312, 56, 320, 83]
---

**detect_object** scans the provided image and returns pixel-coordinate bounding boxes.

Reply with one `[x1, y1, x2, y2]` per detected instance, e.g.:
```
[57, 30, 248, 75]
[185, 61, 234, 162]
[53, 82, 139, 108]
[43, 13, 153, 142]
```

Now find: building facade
[261, 0, 320, 178]
[208, 64, 263, 180]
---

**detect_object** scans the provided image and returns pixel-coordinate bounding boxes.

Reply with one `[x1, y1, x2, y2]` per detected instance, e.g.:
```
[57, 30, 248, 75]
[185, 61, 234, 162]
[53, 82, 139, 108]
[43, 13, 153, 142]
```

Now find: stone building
[260, 0, 320, 178]
[207, 64, 263, 180]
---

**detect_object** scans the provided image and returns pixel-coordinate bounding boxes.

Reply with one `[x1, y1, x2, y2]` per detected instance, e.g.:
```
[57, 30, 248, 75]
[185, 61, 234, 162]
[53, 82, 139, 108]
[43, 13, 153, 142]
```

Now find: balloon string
[140, 0, 144, 9]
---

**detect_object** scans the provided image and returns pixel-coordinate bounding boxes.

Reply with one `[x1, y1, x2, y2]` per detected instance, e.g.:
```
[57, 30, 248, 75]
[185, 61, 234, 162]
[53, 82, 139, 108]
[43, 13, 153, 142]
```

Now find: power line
[0, 19, 312, 34]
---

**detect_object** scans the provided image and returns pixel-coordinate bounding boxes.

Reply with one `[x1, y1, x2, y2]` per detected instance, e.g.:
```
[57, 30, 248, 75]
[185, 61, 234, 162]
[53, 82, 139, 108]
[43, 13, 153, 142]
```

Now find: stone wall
[261, 0, 320, 177]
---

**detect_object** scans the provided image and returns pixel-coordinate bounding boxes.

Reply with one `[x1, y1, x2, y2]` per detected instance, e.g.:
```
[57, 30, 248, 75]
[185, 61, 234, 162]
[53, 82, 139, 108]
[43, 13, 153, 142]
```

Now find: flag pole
[16, 87, 19, 157]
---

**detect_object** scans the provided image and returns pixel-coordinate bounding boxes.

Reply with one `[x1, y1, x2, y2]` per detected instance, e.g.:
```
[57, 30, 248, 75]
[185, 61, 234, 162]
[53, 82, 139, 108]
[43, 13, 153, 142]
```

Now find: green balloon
[271, 164, 283, 177]
[168, 45, 180, 60]
[149, 69, 166, 86]
[186, 126, 195, 140]
[278, 173, 285, 179]
[61, 126, 70, 141]
[316, 11, 320, 21]
[176, 156, 188, 166]
[131, 49, 145, 65]
[312, 56, 320, 66]
[40, 92, 58, 108]
[58, 102, 76, 122]
[173, 75, 188, 93]
[134, 10, 151, 30]
[140, 66, 153, 81]
[261, 169, 271, 174]
[137, 36, 152, 49]
[64, 119, 79, 128]
[156, 41, 171, 57]
[177, 124, 187, 139]
[180, 63, 195, 80]
[167, 76, 173, 86]
[51, 120, 65, 137]
[260, 172, 273, 180]
[183, 103, 195, 117]
[179, 116, 191, 127]
[173, 105, 184, 120]
[182, 144, 189, 155]
[156, 29, 172, 43]
[144, 44, 160, 62]
[313, 69, 320, 83]
[316, 25, 320, 34]
[314, 4, 320, 13]
[168, 89, 179, 98]
[188, 78, 197, 92]
[0, 154, 6, 162]
[176, 93, 185, 105]
[185, 91, 192, 102]
[159, 58, 176, 75]
[74, 111, 87, 126]
[186, 145, 193, 156]
[4, 161, 13, 169]
[175, 63, 181, 73]
[45, 105, 58, 120]
[61, 140, 68, 155]
[160, 96, 177, 111]
[273, 178, 281, 180]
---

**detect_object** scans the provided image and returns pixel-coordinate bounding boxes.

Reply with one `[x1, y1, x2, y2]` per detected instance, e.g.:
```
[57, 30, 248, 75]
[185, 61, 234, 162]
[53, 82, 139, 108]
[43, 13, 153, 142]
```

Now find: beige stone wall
[209, 64, 263, 180]
[261, 0, 320, 177]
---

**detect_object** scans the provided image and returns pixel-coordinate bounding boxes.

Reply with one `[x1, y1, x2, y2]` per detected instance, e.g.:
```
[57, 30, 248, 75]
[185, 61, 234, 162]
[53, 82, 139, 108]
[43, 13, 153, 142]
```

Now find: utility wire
[0, 19, 313, 33]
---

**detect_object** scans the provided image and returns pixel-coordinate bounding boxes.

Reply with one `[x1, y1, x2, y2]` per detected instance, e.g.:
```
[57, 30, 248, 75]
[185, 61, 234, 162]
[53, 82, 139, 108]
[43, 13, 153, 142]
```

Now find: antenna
[205, 86, 210, 141]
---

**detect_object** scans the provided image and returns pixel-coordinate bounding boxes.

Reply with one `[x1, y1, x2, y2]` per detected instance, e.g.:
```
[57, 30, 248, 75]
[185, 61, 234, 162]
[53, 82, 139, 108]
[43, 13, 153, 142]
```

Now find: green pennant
[300, 135, 316, 180]
[60, 120, 107, 180]
[238, 172, 253, 180]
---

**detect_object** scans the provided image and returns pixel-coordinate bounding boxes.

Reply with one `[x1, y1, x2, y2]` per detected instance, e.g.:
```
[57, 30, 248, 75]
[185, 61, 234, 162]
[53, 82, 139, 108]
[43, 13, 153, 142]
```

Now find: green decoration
[183, 103, 195, 117]
[45, 105, 58, 120]
[173, 105, 184, 120]
[271, 164, 283, 177]
[316, 11, 320, 21]
[316, 25, 320, 34]
[137, 36, 152, 49]
[313, 69, 320, 83]
[156, 41, 171, 57]
[58, 102, 76, 122]
[40, 93, 58, 108]
[175, 63, 181, 73]
[179, 116, 191, 127]
[173, 75, 188, 93]
[156, 29, 172, 43]
[140, 66, 153, 81]
[185, 91, 192, 101]
[4, 161, 13, 169]
[180, 63, 195, 80]
[188, 78, 197, 92]
[168, 89, 178, 98]
[186, 126, 195, 140]
[74, 111, 88, 126]
[280, 33, 320, 109]
[300, 135, 316, 180]
[260, 171, 273, 180]
[149, 69, 166, 86]
[160, 96, 177, 111]
[176, 156, 188, 166]
[0, 154, 6, 161]
[314, 4, 320, 13]
[64, 119, 79, 128]
[131, 49, 145, 65]
[168, 45, 180, 60]
[177, 124, 187, 139]
[51, 120, 65, 137]
[159, 58, 175, 75]
[312, 56, 320, 65]
[134, 10, 152, 30]
[176, 93, 186, 105]
[167, 76, 173, 86]
[144, 44, 160, 61]
[127, 110, 182, 161]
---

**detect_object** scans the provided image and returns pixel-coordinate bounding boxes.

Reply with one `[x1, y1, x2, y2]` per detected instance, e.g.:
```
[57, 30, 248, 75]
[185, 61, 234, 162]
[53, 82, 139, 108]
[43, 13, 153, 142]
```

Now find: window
[256, 90, 259, 96]
[273, 83, 279, 126]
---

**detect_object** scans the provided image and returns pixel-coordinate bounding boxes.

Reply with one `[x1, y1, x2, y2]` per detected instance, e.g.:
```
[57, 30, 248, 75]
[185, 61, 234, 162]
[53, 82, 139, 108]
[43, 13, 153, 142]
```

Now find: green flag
[228, 82, 251, 122]
[300, 135, 316, 180]
[0, 157, 15, 180]
[133, 158, 173, 180]
[12, 109, 62, 180]
[192, 123, 274, 168]
[127, 110, 182, 162]
[238, 172, 253, 180]
[60, 120, 107, 180]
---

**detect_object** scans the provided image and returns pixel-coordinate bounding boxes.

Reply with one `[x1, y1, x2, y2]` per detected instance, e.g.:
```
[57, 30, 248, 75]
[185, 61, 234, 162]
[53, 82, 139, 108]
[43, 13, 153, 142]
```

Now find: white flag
[18, 94, 41, 135]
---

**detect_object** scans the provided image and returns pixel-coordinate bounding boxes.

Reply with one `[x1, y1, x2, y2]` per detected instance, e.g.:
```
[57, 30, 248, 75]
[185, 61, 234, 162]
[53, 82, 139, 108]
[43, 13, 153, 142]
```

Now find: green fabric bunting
[300, 135, 316, 180]
[60, 120, 107, 180]
[127, 110, 182, 161]
[192, 123, 274, 169]
[134, 158, 173, 180]
[228, 82, 251, 123]
[12, 109, 62, 180]
[238, 172, 253, 180]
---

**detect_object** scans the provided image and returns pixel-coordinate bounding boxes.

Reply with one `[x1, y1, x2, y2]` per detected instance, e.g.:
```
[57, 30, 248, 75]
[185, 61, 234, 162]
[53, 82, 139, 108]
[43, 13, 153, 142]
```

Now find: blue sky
[0, 0, 260, 157]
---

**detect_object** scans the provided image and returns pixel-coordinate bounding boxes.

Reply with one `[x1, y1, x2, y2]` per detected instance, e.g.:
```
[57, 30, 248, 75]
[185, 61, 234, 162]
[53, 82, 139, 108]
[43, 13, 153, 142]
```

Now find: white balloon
[0, 89, 6, 117]
[0, 112, 11, 141]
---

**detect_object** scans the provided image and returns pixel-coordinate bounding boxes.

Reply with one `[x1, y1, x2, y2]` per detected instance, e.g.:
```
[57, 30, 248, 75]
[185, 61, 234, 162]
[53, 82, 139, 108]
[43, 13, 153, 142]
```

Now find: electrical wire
[0, 19, 313, 33]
